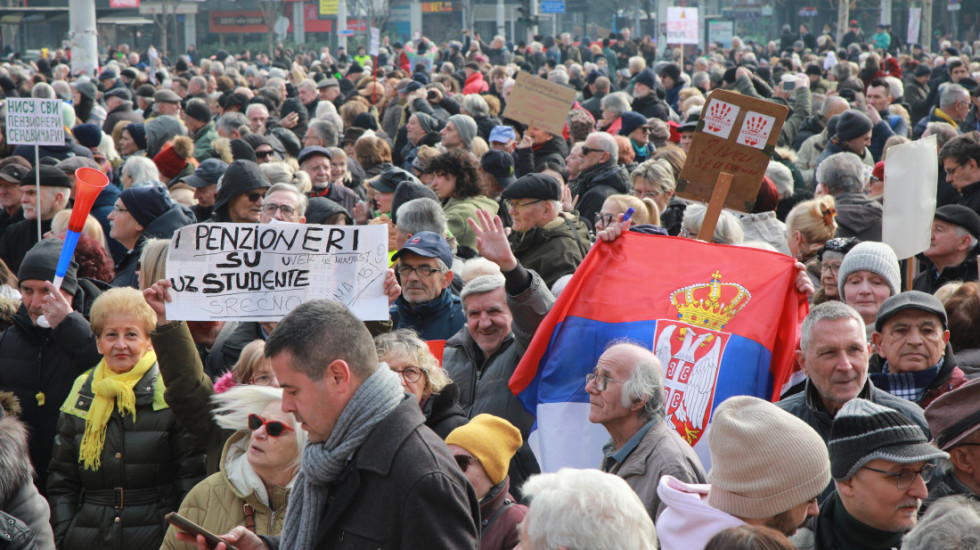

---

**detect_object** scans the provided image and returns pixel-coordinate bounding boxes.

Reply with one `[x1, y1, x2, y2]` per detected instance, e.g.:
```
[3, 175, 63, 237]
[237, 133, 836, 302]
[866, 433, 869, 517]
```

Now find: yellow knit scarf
[78, 350, 157, 470]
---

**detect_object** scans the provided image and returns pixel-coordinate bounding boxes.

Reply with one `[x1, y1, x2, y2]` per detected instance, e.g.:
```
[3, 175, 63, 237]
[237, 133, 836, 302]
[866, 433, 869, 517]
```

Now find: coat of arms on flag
[510, 234, 807, 471]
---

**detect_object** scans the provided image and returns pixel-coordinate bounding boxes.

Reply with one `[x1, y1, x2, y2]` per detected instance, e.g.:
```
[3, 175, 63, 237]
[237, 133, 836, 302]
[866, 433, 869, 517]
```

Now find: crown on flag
[670, 271, 751, 331]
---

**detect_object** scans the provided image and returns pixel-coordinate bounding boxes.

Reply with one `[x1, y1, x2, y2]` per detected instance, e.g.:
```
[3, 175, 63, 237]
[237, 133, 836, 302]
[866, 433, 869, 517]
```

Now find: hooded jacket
[160, 431, 293, 549]
[443, 195, 499, 251]
[111, 203, 196, 288]
[832, 192, 883, 242]
[421, 382, 469, 439]
[478, 478, 527, 550]
[655, 476, 746, 550]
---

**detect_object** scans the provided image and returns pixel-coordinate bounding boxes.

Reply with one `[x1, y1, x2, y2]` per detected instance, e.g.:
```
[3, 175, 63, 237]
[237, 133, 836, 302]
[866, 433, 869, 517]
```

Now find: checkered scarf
[869, 357, 943, 403]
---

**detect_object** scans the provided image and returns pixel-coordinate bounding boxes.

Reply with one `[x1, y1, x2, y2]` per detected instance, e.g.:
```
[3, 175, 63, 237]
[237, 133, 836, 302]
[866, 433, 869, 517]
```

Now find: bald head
[823, 96, 849, 119]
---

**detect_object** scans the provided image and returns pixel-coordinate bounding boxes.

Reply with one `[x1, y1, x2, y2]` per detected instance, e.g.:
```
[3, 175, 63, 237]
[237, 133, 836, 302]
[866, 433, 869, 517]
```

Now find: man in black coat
[0, 166, 71, 274]
[179, 300, 481, 550]
[912, 205, 980, 293]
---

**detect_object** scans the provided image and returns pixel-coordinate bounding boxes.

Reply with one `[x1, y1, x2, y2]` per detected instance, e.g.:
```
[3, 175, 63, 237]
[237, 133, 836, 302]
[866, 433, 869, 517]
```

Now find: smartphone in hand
[166, 512, 240, 550]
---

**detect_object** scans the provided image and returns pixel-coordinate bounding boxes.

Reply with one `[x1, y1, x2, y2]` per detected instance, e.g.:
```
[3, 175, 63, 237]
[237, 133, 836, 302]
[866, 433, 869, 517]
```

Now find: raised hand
[467, 208, 519, 271]
[39, 281, 72, 328]
[596, 212, 633, 243]
[142, 279, 173, 326]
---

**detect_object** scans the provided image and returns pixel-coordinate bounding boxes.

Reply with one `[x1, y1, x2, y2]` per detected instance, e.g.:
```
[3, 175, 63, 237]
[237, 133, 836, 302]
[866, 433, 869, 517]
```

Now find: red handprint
[707, 102, 732, 132]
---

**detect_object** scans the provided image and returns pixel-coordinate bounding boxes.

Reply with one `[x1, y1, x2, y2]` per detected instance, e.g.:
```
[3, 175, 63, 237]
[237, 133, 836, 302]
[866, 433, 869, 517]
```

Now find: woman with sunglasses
[161, 385, 306, 549]
[47, 288, 205, 550]
[375, 329, 468, 438]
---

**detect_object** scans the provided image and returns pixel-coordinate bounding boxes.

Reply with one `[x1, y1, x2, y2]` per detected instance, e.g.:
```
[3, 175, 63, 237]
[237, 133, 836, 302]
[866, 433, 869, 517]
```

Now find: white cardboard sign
[883, 135, 937, 260]
[666, 7, 699, 45]
[702, 99, 740, 139]
[165, 223, 389, 322]
[736, 112, 776, 149]
[5, 98, 64, 146]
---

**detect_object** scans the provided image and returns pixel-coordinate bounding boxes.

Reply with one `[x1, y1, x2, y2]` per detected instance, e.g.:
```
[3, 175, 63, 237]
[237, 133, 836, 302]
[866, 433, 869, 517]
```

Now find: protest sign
[666, 7, 699, 45]
[5, 98, 64, 146]
[502, 71, 577, 137]
[369, 27, 381, 57]
[165, 223, 389, 322]
[678, 89, 788, 213]
[883, 135, 936, 260]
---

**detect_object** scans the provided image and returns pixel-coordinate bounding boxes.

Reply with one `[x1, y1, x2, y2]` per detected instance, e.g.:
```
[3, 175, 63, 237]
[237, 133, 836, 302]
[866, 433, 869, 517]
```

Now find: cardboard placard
[5, 98, 64, 146]
[502, 71, 577, 136]
[677, 89, 788, 212]
[164, 223, 389, 322]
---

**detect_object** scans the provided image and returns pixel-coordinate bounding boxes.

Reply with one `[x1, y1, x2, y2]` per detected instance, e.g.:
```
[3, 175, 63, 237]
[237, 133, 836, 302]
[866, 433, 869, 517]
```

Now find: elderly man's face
[872, 309, 948, 374]
[248, 108, 269, 134]
[463, 287, 513, 357]
[302, 155, 333, 187]
[0, 178, 23, 211]
[440, 121, 463, 150]
[925, 220, 971, 263]
[579, 137, 609, 171]
[157, 101, 180, 116]
[320, 86, 340, 102]
[838, 459, 929, 533]
[299, 85, 317, 105]
[406, 115, 426, 144]
[227, 189, 264, 223]
[397, 252, 452, 306]
[261, 190, 304, 223]
[585, 345, 639, 428]
[866, 85, 892, 112]
[193, 184, 217, 208]
[797, 317, 869, 415]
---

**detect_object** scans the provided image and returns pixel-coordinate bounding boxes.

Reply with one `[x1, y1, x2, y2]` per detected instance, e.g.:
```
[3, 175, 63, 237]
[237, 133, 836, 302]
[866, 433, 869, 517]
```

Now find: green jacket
[151, 320, 233, 475]
[510, 213, 591, 288]
[192, 121, 218, 162]
[443, 195, 499, 251]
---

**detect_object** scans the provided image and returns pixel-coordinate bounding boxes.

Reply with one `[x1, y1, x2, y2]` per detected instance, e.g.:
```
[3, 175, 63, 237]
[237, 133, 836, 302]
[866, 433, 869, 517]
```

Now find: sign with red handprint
[702, 100, 740, 139]
[736, 112, 776, 149]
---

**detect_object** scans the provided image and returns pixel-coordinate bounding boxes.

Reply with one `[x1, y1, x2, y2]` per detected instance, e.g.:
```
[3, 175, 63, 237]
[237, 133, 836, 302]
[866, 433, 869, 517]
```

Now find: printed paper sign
[5, 98, 64, 146]
[702, 100, 739, 139]
[165, 223, 389, 322]
[666, 7, 699, 45]
[369, 27, 380, 57]
[736, 112, 776, 149]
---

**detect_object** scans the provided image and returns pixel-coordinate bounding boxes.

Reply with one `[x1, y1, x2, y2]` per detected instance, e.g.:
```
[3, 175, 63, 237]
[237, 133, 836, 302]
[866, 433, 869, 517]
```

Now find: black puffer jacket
[632, 94, 670, 121]
[46, 363, 205, 550]
[570, 162, 632, 231]
[514, 137, 568, 177]
[0, 305, 101, 493]
[421, 382, 468, 439]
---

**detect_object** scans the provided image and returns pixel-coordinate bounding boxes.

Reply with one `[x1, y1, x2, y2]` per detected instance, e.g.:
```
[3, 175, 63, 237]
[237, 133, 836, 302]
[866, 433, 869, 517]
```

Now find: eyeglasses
[392, 366, 423, 383]
[249, 373, 276, 386]
[111, 205, 129, 215]
[397, 263, 441, 277]
[247, 413, 294, 437]
[946, 163, 963, 178]
[255, 150, 274, 159]
[262, 203, 296, 216]
[631, 189, 663, 200]
[594, 212, 615, 228]
[505, 199, 544, 210]
[580, 146, 604, 156]
[820, 262, 842, 275]
[585, 369, 628, 391]
[861, 463, 935, 490]
[454, 454, 479, 472]
[246, 192, 265, 203]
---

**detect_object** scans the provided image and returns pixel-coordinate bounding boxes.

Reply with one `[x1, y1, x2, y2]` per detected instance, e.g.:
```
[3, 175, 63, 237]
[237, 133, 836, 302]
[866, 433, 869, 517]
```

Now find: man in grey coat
[588, 342, 706, 522]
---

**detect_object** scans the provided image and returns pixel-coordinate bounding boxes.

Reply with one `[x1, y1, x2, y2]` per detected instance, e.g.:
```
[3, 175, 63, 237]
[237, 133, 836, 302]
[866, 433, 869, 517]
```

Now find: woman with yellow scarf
[46, 287, 205, 550]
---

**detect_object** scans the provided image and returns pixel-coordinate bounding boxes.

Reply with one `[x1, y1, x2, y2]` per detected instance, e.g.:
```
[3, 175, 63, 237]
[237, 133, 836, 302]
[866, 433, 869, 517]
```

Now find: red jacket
[463, 71, 490, 95]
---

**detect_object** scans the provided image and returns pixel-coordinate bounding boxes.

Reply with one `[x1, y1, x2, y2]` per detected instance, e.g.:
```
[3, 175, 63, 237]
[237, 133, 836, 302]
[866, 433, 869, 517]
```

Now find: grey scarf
[279, 366, 405, 550]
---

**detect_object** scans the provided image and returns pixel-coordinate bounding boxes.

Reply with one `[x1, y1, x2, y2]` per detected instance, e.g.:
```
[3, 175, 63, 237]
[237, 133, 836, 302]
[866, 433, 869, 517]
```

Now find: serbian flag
[509, 233, 808, 471]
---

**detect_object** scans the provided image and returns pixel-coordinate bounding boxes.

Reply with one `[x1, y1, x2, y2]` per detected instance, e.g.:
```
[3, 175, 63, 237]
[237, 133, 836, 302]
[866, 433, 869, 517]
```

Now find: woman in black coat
[46, 287, 204, 550]
[376, 329, 468, 438]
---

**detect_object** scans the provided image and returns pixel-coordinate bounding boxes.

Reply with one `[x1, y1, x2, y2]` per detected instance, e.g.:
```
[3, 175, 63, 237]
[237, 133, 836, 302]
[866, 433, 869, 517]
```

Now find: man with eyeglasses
[210, 159, 271, 223]
[499, 174, 589, 288]
[585, 343, 705, 523]
[792, 399, 947, 549]
[924, 379, 980, 508]
[777, 301, 930, 503]
[939, 132, 980, 215]
[388, 231, 464, 340]
[260, 183, 307, 224]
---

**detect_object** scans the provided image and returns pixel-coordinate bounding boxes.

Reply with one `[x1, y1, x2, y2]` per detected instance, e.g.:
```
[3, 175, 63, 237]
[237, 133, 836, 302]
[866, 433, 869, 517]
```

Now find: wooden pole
[696, 172, 733, 242]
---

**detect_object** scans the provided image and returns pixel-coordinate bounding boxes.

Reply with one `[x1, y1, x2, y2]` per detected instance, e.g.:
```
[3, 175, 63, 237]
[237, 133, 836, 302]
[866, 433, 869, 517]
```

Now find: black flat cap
[500, 173, 561, 201]
[875, 291, 948, 332]
[934, 205, 980, 241]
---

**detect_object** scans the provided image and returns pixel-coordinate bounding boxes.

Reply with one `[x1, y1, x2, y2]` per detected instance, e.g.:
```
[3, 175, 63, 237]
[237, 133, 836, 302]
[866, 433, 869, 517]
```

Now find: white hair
[903, 495, 980, 550]
[211, 385, 307, 468]
[122, 156, 160, 185]
[521, 468, 658, 550]
[766, 161, 794, 198]
[682, 204, 744, 245]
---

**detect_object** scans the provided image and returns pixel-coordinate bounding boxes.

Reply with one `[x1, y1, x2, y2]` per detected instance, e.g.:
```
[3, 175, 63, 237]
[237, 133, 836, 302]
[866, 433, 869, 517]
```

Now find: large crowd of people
[1, 18, 980, 550]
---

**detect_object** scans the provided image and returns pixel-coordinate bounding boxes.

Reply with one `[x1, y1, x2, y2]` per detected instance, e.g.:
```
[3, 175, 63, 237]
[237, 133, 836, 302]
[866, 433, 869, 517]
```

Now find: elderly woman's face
[97, 312, 153, 374]
[249, 358, 279, 387]
[247, 401, 299, 474]
[384, 348, 428, 402]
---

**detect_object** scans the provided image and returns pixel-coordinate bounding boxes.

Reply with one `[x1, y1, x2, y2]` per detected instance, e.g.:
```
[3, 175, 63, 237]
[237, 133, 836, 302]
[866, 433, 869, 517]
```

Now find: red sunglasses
[247, 413, 294, 437]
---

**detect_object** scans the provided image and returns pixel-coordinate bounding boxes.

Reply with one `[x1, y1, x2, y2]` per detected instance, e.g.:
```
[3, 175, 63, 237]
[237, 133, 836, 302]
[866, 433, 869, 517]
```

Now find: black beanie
[18, 238, 78, 296]
[120, 186, 173, 227]
[352, 112, 379, 131]
[230, 139, 258, 162]
[835, 109, 873, 142]
[390, 181, 439, 225]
